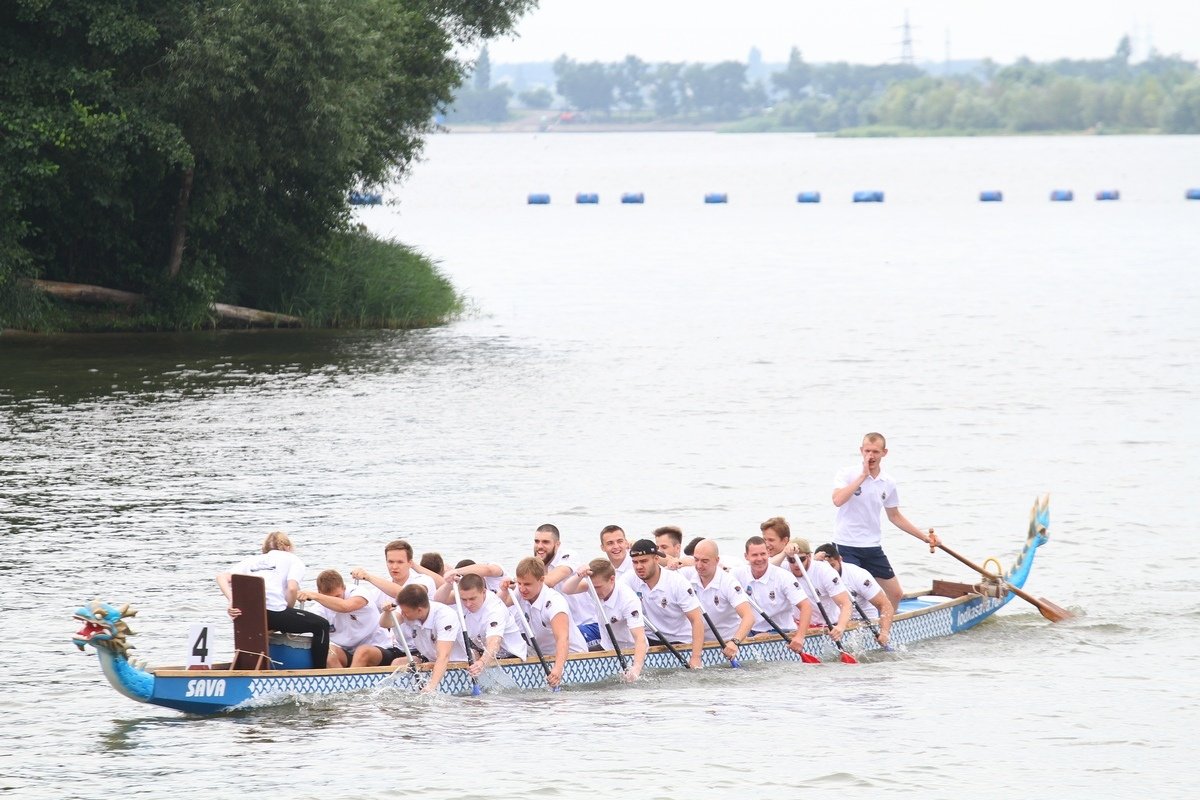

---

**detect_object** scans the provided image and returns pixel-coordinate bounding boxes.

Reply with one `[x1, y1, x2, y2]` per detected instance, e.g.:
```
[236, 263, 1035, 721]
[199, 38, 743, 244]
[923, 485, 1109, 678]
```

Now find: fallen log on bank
[24, 279, 303, 328]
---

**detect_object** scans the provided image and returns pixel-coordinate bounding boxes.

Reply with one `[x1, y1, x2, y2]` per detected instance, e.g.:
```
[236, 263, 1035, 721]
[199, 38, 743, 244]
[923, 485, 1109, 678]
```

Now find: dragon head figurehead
[73, 600, 137, 658]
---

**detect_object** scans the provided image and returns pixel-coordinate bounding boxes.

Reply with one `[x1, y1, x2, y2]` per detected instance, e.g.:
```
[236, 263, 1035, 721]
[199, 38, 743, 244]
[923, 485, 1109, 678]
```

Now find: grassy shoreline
[0, 232, 464, 334]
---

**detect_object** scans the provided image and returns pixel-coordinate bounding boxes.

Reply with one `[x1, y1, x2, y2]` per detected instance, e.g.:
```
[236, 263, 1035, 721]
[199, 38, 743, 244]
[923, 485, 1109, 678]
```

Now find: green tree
[553, 56, 615, 114]
[0, 0, 535, 324]
[772, 47, 812, 101]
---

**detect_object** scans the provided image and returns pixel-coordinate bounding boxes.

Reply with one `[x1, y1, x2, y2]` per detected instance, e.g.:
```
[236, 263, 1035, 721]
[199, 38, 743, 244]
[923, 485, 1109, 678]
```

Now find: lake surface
[2, 133, 1199, 798]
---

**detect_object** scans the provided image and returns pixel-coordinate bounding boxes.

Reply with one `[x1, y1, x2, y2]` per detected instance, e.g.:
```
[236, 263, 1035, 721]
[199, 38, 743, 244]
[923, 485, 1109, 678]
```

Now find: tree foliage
[0, 0, 535, 319]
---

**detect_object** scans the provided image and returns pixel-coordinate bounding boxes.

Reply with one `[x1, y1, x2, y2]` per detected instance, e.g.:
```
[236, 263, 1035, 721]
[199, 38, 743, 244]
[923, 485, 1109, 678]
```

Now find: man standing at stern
[832, 432, 940, 612]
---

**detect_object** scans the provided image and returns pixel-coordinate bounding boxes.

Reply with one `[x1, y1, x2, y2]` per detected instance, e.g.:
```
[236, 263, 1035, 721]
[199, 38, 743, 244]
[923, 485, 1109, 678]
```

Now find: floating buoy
[796, 192, 821, 203]
[575, 193, 599, 204]
[1185, 188, 1200, 200]
[621, 193, 645, 204]
[348, 191, 382, 206]
[527, 193, 551, 205]
[852, 191, 884, 203]
[979, 190, 1003, 202]
[1050, 190, 1074, 201]
[704, 193, 728, 204]
[1095, 190, 1120, 201]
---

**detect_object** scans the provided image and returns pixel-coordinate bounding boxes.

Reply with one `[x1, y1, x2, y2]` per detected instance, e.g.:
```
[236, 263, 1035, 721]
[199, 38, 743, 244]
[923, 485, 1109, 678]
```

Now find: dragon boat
[73, 497, 1058, 715]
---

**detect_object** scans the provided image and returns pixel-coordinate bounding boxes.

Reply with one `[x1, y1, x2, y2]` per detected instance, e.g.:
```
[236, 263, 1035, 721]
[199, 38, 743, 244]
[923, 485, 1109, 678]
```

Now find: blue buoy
[1187, 188, 1200, 200]
[1050, 190, 1074, 201]
[852, 190, 884, 203]
[621, 192, 645, 204]
[704, 193, 728, 204]
[527, 193, 550, 205]
[796, 191, 821, 203]
[979, 190, 1003, 202]
[1095, 190, 1120, 201]
[575, 192, 599, 204]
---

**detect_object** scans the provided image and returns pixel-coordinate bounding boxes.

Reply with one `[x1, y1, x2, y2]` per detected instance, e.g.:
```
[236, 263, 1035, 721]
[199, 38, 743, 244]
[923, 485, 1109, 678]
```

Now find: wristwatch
[729, 638, 741, 646]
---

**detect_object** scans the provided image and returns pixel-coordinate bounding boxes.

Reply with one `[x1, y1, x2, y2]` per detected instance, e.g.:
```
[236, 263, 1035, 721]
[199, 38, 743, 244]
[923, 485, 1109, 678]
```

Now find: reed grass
[274, 231, 464, 329]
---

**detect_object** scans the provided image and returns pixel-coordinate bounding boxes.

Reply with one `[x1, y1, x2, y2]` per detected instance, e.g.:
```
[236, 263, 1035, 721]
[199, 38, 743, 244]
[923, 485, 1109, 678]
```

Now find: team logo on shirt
[489, 620, 499, 627]
[792, 581, 800, 588]
[443, 624, 452, 631]
[544, 600, 552, 608]
[853, 487, 862, 496]
[713, 596, 721, 606]
[630, 610, 639, 617]
[881, 491, 887, 501]
[733, 585, 742, 593]
[660, 598, 669, 608]
[686, 588, 694, 595]
[831, 577, 840, 584]
[610, 616, 619, 624]
[768, 591, 776, 601]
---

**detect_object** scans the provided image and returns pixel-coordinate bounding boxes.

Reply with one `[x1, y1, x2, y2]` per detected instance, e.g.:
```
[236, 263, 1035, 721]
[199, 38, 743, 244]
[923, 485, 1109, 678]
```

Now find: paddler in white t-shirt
[815, 542, 893, 647]
[688, 539, 755, 663]
[534, 523, 600, 649]
[623, 538, 705, 669]
[780, 539, 853, 641]
[349, 539, 437, 668]
[560, 558, 648, 681]
[298, 569, 391, 668]
[500, 556, 587, 689]
[832, 432, 940, 612]
[433, 573, 528, 670]
[394, 585, 466, 694]
[732, 536, 812, 655]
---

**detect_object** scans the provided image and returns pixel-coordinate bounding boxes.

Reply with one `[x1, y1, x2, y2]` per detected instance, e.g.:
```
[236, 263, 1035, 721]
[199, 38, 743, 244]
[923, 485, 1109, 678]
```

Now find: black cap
[815, 543, 840, 559]
[629, 538, 665, 558]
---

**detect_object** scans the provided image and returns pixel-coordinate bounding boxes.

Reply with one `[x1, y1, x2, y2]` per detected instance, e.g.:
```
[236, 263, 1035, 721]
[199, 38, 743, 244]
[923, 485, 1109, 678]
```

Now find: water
[2, 133, 1199, 798]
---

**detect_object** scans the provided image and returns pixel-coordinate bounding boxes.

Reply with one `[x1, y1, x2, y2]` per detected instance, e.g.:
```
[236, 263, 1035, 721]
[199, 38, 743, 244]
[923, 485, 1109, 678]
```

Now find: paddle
[584, 576, 628, 672]
[786, 556, 859, 664]
[507, 586, 560, 692]
[451, 582, 482, 696]
[934, 539, 1073, 622]
[744, 587, 821, 664]
[380, 609, 421, 690]
[641, 616, 690, 669]
[701, 611, 740, 668]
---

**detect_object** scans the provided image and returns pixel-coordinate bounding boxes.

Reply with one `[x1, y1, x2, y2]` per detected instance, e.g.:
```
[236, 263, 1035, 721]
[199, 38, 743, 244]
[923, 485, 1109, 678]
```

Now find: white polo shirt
[833, 466, 900, 547]
[783, 558, 848, 627]
[231, 550, 305, 612]
[315, 582, 391, 649]
[516, 584, 588, 655]
[687, 566, 750, 641]
[611, 555, 633, 579]
[464, 591, 528, 659]
[549, 548, 597, 627]
[839, 561, 884, 621]
[623, 567, 701, 642]
[593, 581, 645, 650]
[407, 602, 467, 663]
[733, 562, 805, 633]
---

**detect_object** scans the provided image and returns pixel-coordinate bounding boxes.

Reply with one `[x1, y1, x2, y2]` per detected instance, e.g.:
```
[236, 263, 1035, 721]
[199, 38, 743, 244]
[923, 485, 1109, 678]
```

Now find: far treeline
[0, 0, 535, 332]
[449, 38, 1200, 135]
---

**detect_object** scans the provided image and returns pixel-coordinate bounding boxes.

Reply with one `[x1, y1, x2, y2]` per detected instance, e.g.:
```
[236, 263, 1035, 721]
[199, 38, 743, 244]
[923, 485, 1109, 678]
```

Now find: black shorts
[836, 544, 896, 580]
[376, 646, 403, 667]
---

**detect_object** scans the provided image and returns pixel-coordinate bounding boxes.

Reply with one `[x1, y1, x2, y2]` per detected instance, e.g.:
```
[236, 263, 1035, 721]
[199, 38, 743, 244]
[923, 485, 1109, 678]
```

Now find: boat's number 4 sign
[187, 624, 213, 668]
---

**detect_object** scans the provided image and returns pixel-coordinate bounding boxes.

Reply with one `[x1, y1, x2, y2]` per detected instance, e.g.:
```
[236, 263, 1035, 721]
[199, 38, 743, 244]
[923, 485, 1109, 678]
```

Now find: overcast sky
[487, 1, 1200, 66]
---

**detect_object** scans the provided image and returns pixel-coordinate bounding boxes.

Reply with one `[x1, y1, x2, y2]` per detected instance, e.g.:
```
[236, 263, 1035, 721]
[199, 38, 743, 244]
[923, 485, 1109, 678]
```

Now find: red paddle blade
[838, 649, 859, 664]
[800, 652, 821, 664]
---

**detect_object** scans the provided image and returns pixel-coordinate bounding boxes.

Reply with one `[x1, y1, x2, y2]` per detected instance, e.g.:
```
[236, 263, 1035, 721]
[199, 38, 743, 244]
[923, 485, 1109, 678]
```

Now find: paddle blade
[729, 659, 741, 669]
[1037, 596, 1074, 622]
[800, 652, 821, 664]
[838, 650, 859, 665]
